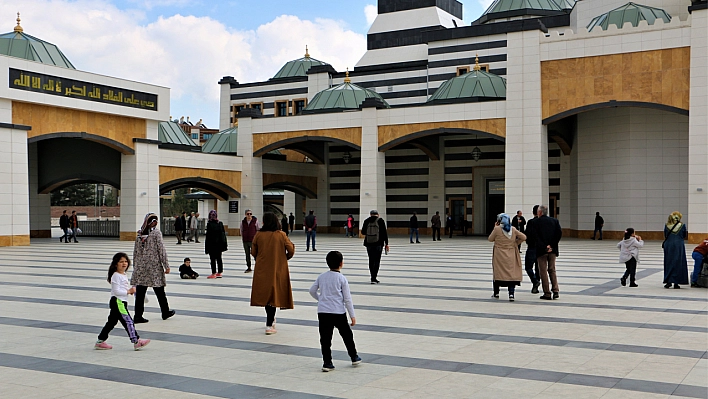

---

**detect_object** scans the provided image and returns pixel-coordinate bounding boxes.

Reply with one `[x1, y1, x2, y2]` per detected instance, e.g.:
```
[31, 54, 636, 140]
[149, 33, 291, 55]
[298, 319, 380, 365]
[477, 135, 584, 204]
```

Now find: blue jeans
[692, 251, 703, 283]
[593, 228, 602, 239]
[307, 230, 316, 249]
[525, 247, 539, 283]
[410, 228, 419, 242]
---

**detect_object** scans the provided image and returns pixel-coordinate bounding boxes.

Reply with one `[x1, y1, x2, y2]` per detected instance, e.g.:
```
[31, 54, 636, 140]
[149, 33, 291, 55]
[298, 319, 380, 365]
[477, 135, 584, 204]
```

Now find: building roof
[0, 14, 75, 69]
[587, 2, 671, 31]
[201, 126, 238, 154]
[427, 60, 506, 104]
[158, 121, 198, 146]
[555, 0, 577, 10]
[272, 46, 330, 79]
[304, 70, 390, 112]
[474, 0, 564, 24]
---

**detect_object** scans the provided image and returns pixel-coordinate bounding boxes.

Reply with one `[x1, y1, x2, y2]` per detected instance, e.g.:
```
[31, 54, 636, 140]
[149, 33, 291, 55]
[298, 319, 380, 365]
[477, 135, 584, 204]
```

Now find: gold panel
[252, 127, 362, 155]
[159, 166, 242, 196]
[12, 102, 146, 150]
[541, 48, 690, 120]
[378, 119, 506, 147]
[263, 173, 317, 197]
[0, 234, 31, 246]
[120, 231, 137, 241]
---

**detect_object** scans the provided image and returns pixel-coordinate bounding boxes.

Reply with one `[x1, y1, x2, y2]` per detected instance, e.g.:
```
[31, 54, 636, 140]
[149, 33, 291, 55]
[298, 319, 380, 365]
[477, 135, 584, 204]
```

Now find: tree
[160, 188, 197, 218]
[50, 183, 96, 206]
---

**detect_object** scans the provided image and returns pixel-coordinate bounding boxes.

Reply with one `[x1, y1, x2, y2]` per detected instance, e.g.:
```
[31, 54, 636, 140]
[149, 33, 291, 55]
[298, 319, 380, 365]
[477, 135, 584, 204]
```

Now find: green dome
[304, 76, 390, 112]
[158, 122, 198, 146]
[475, 0, 563, 24]
[555, 0, 577, 10]
[273, 48, 329, 79]
[202, 127, 238, 154]
[587, 2, 671, 31]
[0, 22, 75, 69]
[427, 67, 506, 104]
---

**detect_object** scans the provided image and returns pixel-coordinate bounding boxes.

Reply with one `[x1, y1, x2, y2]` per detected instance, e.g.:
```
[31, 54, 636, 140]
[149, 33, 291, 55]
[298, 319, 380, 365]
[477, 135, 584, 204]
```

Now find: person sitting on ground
[179, 258, 199, 279]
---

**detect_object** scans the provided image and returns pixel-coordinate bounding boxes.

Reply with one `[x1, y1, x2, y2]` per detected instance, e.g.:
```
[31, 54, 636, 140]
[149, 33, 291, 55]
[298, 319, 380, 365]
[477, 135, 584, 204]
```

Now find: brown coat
[488, 225, 526, 282]
[250, 230, 295, 308]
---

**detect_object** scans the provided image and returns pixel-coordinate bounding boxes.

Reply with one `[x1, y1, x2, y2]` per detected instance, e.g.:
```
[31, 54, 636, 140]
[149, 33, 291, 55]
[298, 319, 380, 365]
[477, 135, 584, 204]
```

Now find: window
[457, 66, 469, 76]
[275, 101, 288, 117]
[249, 102, 263, 114]
[293, 98, 307, 115]
[202, 133, 213, 140]
[479, 64, 490, 72]
[191, 133, 198, 140]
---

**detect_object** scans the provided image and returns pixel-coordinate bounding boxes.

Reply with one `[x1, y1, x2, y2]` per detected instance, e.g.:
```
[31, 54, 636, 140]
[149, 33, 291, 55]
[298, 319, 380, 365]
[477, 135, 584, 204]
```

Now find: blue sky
[6, 0, 490, 128]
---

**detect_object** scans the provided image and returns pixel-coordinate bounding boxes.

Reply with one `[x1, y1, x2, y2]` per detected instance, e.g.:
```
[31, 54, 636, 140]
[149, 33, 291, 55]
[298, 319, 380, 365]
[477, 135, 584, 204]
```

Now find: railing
[77, 220, 120, 237]
[161, 218, 206, 236]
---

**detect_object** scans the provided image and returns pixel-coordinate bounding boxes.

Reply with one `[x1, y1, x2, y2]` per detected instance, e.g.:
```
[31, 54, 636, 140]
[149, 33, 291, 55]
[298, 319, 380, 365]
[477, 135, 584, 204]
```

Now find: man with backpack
[361, 210, 389, 284]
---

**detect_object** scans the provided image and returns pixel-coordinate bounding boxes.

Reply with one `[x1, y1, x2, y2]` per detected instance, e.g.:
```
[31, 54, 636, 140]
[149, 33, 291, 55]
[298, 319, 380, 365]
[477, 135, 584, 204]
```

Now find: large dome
[427, 61, 506, 104]
[0, 14, 75, 69]
[303, 71, 390, 113]
[272, 47, 329, 79]
[587, 2, 671, 31]
[474, 0, 565, 24]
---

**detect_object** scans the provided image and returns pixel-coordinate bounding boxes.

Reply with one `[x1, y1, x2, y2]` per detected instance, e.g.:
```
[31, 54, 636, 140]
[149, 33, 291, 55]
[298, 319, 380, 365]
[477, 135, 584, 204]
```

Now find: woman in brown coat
[488, 213, 526, 301]
[250, 212, 295, 335]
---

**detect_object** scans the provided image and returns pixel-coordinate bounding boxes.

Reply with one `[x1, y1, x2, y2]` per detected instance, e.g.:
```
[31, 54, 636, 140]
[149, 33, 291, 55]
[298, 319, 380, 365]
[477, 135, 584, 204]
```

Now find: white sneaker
[265, 326, 277, 335]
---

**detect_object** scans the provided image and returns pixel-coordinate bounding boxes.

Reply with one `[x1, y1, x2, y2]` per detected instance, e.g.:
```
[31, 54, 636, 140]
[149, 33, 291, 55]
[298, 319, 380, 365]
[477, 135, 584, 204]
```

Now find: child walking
[309, 251, 362, 372]
[618, 228, 643, 287]
[95, 252, 151, 350]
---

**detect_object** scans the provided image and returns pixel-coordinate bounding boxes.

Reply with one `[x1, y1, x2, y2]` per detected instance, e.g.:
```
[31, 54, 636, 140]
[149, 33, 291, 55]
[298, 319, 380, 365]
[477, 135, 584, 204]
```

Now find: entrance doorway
[449, 197, 466, 236]
[549, 194, 558, 218]
[486, 179, 505, 234]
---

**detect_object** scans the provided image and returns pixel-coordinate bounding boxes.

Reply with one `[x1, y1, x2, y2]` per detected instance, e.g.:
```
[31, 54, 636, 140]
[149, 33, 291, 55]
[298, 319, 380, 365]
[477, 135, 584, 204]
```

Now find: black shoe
[691, 282, 699, 287]
[371, 279, 380, 284]
[351, 356, 362, 366]
[313, 249, 317, 251]
[629, 283, 638, 287]
[416, 241, 421, 244]
[322, 362, 335, 372]
[620, 278, 626, 286]
[162, 310, 175, 320]
[437, 239, 441, 241]
[245, 268, 252, 273]
[134, 317, 149, 324]
[59, 238, 63, 243]
[598, 238, 602, 240]
[509, 294, 515, 302]
[492, 293, 499, 299]
[674, 284, 681, 289]
[664, 283, 672, 289]
[591, 237, 595, 240]
[531, 282, 540, 294]
[176, 242, 182, 245]
[306, 248, 310, 251]
[73, 241, 79, 243]
[540, 295, 552, 300]
[553, 292, 559, 299]
[195, 241, 200, 243]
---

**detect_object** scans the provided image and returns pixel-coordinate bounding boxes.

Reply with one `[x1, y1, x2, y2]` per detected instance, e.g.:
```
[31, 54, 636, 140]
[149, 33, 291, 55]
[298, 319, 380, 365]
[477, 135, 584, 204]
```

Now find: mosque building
[0, 0, 706, 245]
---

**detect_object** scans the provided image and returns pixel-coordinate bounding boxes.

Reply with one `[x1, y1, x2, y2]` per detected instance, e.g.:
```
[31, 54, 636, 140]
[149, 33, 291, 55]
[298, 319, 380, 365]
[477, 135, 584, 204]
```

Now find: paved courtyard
[0, 232, 706, 398]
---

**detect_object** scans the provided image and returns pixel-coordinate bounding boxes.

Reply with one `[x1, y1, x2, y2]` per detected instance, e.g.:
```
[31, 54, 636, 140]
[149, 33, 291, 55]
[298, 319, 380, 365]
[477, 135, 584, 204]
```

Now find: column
[28, 141, 51, 238]
[688, 7, 708, 243]
[359, 107, 386, 227]
[428, 136, 446, 228]
[236, 115, 264, 222]
[120, 141, 160, 241]
[306, 146, 330, 231]
[0, 121, 30, 246]
[504, 30, 549, 215]
[283, 190, 295, 216]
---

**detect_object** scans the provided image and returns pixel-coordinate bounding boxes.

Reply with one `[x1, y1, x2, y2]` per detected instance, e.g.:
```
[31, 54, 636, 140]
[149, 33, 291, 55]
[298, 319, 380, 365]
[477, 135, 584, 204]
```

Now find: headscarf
[208, 210, 218, 223]
[497, 213, 511, 233]
[666, 211, 682, 228]
[138, 213, 158, 242]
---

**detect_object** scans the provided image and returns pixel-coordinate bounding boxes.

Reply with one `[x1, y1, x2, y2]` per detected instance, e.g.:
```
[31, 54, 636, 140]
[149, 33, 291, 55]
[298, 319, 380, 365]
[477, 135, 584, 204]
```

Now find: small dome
[304, 71, 390, 113]
[272, 46, 330, 79]
[587, 2, 671, 31]
[0, 14, 75, 69]
[158, 121, 198, 146]
[427, 64, 506, 104]
[202, 127, 238, 154]
[474, 0, 564, 24]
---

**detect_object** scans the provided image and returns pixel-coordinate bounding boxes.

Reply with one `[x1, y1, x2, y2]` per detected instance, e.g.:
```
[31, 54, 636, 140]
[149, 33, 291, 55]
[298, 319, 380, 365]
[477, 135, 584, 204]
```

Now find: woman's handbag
[662, 222, 679, 249]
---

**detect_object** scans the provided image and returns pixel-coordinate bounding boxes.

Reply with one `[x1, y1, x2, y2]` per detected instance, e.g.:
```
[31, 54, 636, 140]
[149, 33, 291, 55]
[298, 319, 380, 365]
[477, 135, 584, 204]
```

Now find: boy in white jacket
[618, 228, 644, 287]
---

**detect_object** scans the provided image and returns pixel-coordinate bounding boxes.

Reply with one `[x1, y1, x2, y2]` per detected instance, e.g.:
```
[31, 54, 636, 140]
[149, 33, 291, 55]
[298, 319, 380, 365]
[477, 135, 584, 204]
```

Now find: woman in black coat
[205, 210, 227, 279]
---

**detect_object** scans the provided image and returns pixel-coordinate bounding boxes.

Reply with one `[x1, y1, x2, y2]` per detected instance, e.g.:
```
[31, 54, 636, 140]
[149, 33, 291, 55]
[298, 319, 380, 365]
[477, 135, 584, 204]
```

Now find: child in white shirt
[618, 228, 644, 287]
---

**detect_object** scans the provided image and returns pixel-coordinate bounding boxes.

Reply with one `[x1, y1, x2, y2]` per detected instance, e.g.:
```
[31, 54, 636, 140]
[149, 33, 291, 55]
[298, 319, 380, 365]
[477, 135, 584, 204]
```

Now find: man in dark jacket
[288, 212, 295, 233]
[304, 210, 317, 251]
[446, 213, 454, 238]
[534, 205, 563, 300]
[59, 210, 70, 243]
[512, 210, 526, 252]
[174, 214, 183, 244]
[180, 212, 188, 241]
[361, 210, 389, 284]
[524, 205, 540, 293]
[409, 212, 420, 243]
[68, 211, 79, 243]
[431, 211, 442, 241]
[241, 209, 259, 272]
[281, 215, 289, 236]
[592, 212, 604, 240]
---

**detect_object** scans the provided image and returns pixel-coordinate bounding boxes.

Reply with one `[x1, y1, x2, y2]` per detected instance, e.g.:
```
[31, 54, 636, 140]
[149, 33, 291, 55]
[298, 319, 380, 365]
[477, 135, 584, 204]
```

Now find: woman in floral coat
[131, 213, 175, 323]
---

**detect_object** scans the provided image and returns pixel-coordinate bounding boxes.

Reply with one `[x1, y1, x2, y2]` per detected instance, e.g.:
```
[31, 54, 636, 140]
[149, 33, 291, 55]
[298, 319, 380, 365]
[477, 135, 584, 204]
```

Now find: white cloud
[364, 4, 377, 26]
[2, 0, 367, 127]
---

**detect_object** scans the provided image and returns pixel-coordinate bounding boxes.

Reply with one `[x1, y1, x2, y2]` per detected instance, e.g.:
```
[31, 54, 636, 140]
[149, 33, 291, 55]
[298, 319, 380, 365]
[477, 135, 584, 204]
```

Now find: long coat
[663, 223, 689, 284]
[205, 220, 227, 255]
[250, 231, 295, 309]
[131, 229, 169, 287]
[488, 225, 526, 284]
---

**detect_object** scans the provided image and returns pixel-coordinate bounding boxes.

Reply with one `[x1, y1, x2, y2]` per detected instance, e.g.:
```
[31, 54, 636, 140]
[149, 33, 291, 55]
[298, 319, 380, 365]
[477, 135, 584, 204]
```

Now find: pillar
[359, 106, 386, 228]
[284, 190, 296, 217]
[504, 30, 549, 215]
[0, 119, 30, 246]
[236, 115, 264, 222]
[306, 146, 330, 231]
[120, 141, 160, 241]
[28, 141, 51, 238]
[428, 136, 446, 229]
[688, 7, 708, 243]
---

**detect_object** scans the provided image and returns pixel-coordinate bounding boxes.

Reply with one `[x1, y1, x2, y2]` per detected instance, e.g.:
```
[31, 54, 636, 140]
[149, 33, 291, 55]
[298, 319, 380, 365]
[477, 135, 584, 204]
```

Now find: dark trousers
[432, 227, 441, 240]
[592, 228, 603, 239]
[70, 226, 78, 242]
[243, 241, 253, 268]
[366, 245, 383, 281]
[623, 257, 637, 283]
[493, 281, 516, 295]
[448, 226, 453, 238]
[175, 230, 183, 243]
[134, 285, 170, 319]
[525, 248, 539, 283]
[289, 223, 294, 233]
[265, 305, 276, 327]
[98, 297, 139, 343]
[209, 252, 224, 274]
[318, 313, 358, 363]
[60, 227, 68, 242]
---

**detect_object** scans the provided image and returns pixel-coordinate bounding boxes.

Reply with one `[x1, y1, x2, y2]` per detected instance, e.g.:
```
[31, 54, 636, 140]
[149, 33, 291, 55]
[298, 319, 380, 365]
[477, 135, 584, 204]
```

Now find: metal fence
[77, 220, 120, 237]
[161, 218, 206, 236]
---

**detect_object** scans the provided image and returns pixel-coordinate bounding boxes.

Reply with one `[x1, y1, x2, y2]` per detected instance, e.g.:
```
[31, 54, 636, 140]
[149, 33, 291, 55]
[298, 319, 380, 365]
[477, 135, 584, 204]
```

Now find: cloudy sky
[4, 0, 490, 128]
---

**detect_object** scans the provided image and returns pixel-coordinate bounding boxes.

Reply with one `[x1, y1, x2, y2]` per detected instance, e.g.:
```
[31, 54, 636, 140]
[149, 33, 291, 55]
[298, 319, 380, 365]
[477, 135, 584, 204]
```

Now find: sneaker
[531, 282, 540, 294]
[134, 339, 151, 350]
[620, 278, 627, 286]
[629, 283, 638, 287]
[322, 362, 335, 372]
[133, 317, 149, 324]
[691, 282, 699, 288]
[509, 294, 515, 302]
[207, 274, 217, 279]
[216, 273, 223, 278]
[553, 292, 559, 299]
[162, 310, 175, 320]
[351, 356, 362, 366]
[540, 295, 553, 300]
[265, 326, 277, 335]
[94, 341, 112, 350]
[491, 294, 499, 299]
[244, 268, 252, 273]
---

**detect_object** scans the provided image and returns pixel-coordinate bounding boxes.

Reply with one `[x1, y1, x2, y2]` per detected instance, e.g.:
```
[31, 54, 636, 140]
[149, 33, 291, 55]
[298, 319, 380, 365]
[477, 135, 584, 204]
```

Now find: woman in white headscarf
[488, 213, 526, 301]
[131, 213, 175, 323]
[663, 211, 688, 289]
